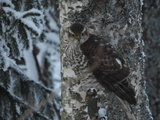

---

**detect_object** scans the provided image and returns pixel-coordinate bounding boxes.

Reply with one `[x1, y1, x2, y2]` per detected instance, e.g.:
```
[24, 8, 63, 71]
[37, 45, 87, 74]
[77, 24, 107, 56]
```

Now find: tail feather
[118, 98, 136, 120]
[111, 80, 136, 105]
[93, 70, 136, 105]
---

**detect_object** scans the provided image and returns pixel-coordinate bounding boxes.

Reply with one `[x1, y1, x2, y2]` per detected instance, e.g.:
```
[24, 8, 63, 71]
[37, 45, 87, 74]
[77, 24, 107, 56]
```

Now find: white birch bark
[60, 0, 153, 119]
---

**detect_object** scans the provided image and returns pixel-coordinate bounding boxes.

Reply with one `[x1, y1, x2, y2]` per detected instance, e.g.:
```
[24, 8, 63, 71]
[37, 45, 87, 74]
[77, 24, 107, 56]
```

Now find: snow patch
[24, 50, 39, 81]
[140, 0, 144, 6]
[21, 18, 42, 36]
[3, 7, 43, 36]
[63, 67, 76, 78]
[1, 0, 15, 8]
[98, 108, 107, 119]
[141, 52, 146, 57]
[46, 33, 60, 44]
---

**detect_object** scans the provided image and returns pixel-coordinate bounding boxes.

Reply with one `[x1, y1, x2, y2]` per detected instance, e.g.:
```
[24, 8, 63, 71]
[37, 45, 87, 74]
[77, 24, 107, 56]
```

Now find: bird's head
[68, 23, 89, 44]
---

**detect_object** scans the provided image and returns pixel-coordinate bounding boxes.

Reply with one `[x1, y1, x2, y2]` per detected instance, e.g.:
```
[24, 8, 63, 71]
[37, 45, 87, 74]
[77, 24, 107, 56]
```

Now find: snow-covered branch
[3, 7, 43, 36]
[0, 0, 60, 120]
[0, 0, 15, 8]
[0, 84, 57, 120]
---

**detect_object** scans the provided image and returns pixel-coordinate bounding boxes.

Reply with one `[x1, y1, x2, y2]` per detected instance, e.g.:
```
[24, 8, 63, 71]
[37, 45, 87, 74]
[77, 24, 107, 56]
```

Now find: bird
[67, 22, 137, 105]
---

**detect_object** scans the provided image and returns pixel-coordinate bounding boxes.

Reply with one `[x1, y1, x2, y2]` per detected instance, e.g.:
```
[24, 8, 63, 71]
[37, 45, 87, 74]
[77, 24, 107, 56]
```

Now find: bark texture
[143, 0, 160, 120]
[60, 0, 152, 119]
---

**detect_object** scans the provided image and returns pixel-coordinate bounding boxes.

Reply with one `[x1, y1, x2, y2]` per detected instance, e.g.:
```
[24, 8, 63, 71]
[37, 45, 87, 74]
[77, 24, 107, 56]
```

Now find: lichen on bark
[60, 0, 153, 119]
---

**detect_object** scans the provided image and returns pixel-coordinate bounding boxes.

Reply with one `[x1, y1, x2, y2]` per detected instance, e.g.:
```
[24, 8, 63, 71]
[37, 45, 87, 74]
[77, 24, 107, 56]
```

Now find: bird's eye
[68, 33, 75, 37]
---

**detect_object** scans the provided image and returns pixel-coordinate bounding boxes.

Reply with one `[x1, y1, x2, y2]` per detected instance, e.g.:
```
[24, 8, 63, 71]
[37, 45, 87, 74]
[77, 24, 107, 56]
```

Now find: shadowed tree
[143, 0, 160, 120]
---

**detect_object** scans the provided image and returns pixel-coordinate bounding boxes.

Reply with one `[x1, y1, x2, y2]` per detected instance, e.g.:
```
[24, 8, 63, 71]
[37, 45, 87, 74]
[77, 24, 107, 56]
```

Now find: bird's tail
[93, 67, 137, 105]
[118, 98, 136, 120]
[110, 79, 137, 105]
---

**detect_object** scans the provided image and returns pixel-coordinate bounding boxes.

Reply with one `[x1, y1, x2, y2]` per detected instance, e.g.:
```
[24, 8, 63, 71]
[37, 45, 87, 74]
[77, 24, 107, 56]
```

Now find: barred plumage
[67, 23, 136, 105]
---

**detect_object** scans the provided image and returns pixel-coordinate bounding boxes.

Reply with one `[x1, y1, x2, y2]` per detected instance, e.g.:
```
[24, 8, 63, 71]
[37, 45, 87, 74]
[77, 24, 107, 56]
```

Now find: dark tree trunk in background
[143, 0, 160, 120]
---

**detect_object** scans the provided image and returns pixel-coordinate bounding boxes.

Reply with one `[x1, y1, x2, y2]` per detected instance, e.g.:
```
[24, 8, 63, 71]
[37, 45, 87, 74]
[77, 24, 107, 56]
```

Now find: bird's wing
[80, 35, 136, 104]
[93, 68, 136, 104]
[94, 51, 136, 104]
[81, 34, 128, 76]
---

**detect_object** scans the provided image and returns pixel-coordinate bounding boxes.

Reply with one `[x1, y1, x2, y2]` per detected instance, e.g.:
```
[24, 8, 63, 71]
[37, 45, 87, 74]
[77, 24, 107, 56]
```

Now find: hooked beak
[75, 35, 81, 39]
[75, 35, 81, 42]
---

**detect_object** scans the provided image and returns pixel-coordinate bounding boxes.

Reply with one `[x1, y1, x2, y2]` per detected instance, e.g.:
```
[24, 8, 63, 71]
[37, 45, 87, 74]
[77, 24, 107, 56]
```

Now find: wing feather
[80, 34, 136, 104]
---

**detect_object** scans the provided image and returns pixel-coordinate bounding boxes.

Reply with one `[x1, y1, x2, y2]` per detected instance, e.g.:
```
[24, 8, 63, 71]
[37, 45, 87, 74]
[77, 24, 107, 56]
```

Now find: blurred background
[0, 0, 60, 120]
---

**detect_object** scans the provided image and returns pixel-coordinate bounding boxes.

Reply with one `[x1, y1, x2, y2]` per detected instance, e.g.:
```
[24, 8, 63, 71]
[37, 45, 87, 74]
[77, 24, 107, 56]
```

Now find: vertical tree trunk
[143, 0, 160, 120]
[60, 0, 152, 119]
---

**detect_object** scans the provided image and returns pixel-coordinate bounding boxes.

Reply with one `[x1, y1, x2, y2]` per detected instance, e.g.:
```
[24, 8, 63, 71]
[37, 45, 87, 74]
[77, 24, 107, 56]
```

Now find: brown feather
[80, 34, 136, 105]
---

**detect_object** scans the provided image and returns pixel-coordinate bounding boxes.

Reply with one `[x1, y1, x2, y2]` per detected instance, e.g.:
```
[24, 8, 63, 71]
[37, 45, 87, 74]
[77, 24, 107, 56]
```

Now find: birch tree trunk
[60, 0, 153, 119]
